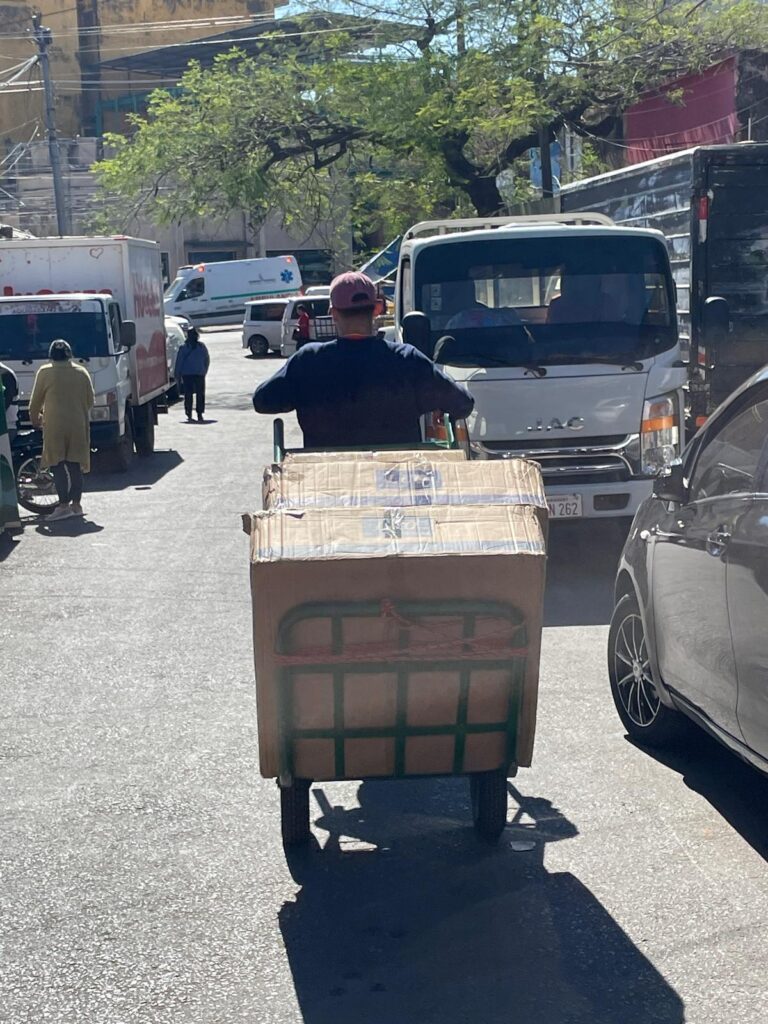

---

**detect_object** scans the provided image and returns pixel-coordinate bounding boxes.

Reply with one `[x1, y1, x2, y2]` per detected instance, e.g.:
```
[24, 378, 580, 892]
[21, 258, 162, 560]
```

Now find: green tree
[96, 0, 766, 236]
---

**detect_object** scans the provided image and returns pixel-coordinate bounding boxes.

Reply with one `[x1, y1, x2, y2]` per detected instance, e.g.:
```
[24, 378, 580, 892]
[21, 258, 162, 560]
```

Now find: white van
[242, 298, 291, 357]
[280, 293, 332, 357]
[164, 255, 302, 327]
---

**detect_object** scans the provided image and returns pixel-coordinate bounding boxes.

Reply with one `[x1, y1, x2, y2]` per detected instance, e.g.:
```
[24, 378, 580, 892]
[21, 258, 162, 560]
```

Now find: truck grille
[473, 435, 639, 486]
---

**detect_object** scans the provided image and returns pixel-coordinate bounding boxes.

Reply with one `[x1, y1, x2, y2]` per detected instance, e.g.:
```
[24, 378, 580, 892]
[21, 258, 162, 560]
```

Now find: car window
[690, 396, 768, 500]
[251, 303, 285, 322]
[308, 299, 330, 316]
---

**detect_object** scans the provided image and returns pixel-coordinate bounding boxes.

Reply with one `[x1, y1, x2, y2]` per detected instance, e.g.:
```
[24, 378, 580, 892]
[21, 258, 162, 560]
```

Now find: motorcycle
[11, 430, 58, 515]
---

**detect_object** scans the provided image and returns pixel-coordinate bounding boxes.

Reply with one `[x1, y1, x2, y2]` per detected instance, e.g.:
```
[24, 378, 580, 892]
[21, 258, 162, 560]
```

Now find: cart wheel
[470, 770, 508, 841]
[280, 779, 311, 847]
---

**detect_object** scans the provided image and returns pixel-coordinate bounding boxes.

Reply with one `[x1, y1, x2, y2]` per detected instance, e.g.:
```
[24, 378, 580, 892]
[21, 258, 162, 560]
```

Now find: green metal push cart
[268, 419, 529, 847]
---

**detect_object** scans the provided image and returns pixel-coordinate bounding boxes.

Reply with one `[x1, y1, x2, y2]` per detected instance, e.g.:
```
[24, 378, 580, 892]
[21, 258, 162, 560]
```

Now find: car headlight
[641, 393, 680, 475]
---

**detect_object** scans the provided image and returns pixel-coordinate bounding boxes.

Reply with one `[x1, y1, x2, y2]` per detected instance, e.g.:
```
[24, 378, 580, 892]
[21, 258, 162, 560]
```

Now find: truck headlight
[641, 393, 680, 475]
[91, 390, 119, 421]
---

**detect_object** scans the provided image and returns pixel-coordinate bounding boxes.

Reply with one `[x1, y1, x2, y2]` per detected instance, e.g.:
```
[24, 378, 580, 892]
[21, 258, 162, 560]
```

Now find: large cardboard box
[281, 448, 467, 466]
[247, 505, 546, 781]
[263, 457, 546, 519]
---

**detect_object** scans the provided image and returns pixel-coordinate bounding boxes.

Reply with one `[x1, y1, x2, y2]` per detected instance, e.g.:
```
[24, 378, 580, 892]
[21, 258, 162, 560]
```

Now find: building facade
[0, 0, 352, 284]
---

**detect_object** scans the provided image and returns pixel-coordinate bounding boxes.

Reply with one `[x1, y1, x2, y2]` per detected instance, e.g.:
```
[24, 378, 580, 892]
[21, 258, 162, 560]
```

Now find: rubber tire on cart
[470, 769, 508, 840]
[280, 779, 311, 847]
[104, 413, 135, 473]
[249, 335, 269, 358]
[133, 403, 156, 457]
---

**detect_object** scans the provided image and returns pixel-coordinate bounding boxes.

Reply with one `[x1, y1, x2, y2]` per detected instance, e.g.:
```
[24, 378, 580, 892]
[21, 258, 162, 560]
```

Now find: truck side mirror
[702, 296, 729, 346]
[121, 321, 136, 350]
[402, 311, 432, 357]
[653, 461, 687, 504]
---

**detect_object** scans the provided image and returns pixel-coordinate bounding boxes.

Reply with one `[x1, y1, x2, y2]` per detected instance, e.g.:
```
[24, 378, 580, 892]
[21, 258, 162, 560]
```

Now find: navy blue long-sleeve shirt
[252, 336, 474, 449]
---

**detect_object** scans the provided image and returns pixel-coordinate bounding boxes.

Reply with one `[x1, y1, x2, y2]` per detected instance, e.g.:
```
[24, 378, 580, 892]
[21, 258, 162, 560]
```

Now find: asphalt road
[2, 330, 768, 1024]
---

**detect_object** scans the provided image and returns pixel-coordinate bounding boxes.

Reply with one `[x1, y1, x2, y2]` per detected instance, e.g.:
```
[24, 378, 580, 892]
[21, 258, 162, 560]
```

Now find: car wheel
[608, 593, 687, 747]
[249, 335, 269, 358]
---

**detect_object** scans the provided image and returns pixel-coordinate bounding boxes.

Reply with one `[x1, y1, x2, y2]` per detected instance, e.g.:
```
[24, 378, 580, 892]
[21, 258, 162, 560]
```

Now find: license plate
[547, 494, 582, 519]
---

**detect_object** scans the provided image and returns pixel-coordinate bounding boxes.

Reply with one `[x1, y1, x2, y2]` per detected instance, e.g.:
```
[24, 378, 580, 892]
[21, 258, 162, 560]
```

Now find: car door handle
[706, 525, 731, 557]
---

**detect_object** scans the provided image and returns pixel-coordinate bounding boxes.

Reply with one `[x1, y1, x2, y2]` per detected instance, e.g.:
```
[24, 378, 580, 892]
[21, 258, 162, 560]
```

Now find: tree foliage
[96, 0, 766, 240]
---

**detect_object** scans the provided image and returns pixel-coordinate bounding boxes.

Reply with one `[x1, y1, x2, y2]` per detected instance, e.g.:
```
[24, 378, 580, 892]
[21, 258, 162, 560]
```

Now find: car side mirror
[121, 320, 136, 350]
[653, 461, 687, 504]
[402, 311, 432, 357]
[702, 296, 729, 347]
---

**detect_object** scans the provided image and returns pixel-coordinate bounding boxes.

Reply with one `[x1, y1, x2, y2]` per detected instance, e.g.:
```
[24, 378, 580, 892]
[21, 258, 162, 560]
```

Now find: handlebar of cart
[272, 415, 469, 463]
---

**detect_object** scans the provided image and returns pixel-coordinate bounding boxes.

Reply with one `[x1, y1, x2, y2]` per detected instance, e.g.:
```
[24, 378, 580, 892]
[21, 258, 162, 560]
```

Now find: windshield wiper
[522, 363, 547, 377]
[543, 354, 645, 371]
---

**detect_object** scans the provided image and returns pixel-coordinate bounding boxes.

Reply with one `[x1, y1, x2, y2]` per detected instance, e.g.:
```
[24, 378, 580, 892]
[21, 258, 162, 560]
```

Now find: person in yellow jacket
[28, 339, 94, 521]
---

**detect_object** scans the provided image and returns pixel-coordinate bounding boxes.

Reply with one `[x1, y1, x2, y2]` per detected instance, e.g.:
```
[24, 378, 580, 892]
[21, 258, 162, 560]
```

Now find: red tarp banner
[624, 58, 738, 164]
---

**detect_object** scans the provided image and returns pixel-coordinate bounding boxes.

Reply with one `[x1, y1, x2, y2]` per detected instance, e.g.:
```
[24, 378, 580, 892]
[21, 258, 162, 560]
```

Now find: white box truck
[0, 236, 167, 472]
[164, 255, 302, 326]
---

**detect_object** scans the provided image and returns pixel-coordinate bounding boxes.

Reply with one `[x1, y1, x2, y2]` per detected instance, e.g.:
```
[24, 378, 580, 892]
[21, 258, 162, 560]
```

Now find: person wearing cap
[252, 271, 474, 448]
[28, 339, 94, 521]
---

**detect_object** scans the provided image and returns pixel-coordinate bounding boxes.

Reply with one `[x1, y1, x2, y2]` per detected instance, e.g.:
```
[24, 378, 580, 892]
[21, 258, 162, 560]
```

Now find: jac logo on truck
[132, 274, 161, 318]
[2, 286, 113, 297]
[527, 417, 585, 432]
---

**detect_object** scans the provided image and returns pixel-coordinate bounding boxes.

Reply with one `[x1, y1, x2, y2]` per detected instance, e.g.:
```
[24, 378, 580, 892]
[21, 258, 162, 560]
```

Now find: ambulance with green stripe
[164, 256, 302, 327]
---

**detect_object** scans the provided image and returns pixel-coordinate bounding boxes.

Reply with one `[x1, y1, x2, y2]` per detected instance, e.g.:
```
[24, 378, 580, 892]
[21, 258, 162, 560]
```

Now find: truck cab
[0, 294, 138, 466]
[396, 215, 687, 521]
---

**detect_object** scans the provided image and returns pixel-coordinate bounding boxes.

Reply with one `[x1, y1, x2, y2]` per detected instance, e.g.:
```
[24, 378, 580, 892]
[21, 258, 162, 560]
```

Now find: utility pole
[32, 14, 69, 236]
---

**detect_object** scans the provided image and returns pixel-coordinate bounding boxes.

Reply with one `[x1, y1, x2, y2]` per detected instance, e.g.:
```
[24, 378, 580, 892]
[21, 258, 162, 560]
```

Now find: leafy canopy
[96, 0, 766, 240]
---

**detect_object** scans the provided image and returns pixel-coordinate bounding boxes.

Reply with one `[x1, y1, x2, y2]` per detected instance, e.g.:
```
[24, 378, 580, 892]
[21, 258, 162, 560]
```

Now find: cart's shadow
[279, 779, 683, 1024]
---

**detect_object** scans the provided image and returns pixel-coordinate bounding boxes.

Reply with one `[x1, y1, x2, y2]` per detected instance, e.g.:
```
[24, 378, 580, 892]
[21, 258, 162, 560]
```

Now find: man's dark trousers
[183, 375, 205, 418]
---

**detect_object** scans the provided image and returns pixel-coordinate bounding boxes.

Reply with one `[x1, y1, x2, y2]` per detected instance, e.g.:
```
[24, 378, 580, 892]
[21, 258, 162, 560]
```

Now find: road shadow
[208, 391, 259, 411]
[544, 520, 630, 628]
[0, 531, 21, 561]
[279, 778, 684, 1024]
[630, 731, 768, 861]
[87, 450, 183, 493]
[35, 517, 104, 537]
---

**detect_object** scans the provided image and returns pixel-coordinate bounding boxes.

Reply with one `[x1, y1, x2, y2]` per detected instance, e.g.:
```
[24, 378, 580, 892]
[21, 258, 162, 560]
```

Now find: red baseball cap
[329, 271, 377, 312]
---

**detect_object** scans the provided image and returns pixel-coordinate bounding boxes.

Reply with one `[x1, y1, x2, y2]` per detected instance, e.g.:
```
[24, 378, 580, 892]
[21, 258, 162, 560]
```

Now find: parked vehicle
[164, 256, 302, 327]
[242, 298, 291, 357]
[0, 236, 167, 472]
[280, 294, 332, 357]
[609, 365, 768, 773]
[396, 215, 688, 521]
[536, 143, 768, 430]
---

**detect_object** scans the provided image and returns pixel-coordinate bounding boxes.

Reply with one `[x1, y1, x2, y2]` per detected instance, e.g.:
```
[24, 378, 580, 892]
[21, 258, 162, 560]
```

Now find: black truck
[538, 143, 768, 427]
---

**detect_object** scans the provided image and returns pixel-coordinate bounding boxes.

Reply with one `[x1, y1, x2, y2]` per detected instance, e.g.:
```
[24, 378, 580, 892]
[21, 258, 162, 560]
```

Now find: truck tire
[104, 413, 135, 473]
[133, 403, 156, 456]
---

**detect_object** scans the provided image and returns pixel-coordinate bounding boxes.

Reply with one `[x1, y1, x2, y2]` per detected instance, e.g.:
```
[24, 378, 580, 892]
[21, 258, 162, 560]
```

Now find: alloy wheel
[613, 612, 660, 728]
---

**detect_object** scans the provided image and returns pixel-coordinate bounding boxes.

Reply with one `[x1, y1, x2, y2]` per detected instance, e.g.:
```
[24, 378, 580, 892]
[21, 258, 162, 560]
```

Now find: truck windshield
[0, 303, 110, 360]
[413, 235, 675, 367]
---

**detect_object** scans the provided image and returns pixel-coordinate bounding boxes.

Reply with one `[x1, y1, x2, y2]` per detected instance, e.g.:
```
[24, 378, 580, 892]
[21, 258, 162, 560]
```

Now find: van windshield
[413, 235, 675, 367]
[165, 276, 184, 298]
[0, 301, 109, 360]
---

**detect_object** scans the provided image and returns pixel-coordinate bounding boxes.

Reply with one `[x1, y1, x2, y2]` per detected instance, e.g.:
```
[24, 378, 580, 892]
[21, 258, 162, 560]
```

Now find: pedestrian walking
[295, 304, 311, 348]
[28, 339, 94, 521]
[175, 326, 210, 423]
